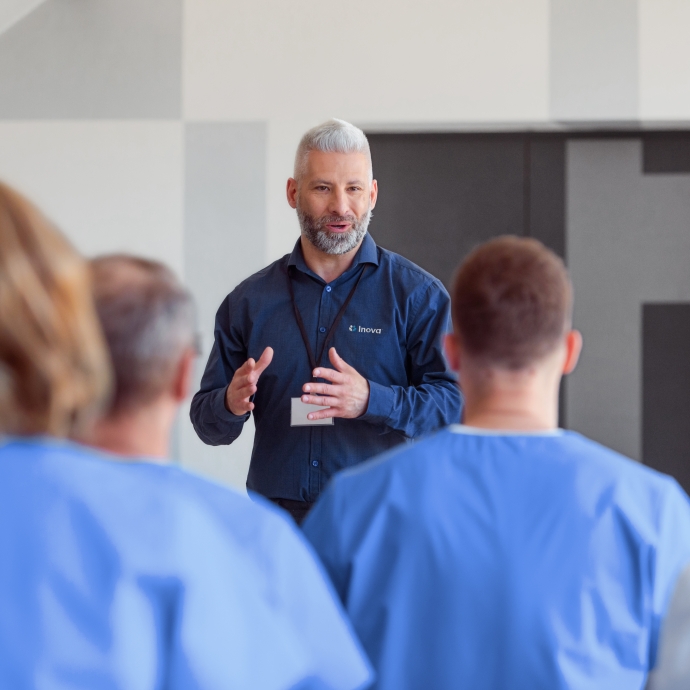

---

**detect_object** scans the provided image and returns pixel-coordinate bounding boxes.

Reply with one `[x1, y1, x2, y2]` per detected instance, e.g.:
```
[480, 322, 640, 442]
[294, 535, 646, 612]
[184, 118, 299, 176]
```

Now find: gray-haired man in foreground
[85, 255, 372, 689]
[191, 118, 462, 524]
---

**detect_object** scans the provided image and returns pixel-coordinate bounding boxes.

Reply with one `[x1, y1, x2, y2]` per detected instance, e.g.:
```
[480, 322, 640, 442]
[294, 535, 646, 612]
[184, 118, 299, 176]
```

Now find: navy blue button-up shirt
[190, 234, 462, 502]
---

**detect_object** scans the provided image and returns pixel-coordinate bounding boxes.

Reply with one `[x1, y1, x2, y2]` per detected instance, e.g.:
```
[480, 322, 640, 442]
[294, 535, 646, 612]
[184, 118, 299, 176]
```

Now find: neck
[461, 368, 560, 431]
[300, 236, 362, 283]
[86, 400, 174, 461]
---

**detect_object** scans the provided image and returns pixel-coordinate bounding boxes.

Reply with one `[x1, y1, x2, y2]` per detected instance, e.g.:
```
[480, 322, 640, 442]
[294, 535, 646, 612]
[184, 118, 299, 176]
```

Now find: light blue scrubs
[0, 437, 372, 690]
[303, 425, 690, 690]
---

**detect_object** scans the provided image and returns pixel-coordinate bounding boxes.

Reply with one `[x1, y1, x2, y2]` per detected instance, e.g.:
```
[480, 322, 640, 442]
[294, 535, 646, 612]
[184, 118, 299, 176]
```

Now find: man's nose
[328, 189, 351, 217]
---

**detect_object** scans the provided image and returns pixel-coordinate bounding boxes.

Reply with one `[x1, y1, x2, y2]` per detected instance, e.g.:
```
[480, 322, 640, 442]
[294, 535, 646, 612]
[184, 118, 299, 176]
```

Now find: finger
[329, 347, 351, 373]
[234, 371, 260, 388]
[230, 399, 254, 414]
[301, 394, 339, 407]
[245, 369, 263, 385]
[233, 359, 253, 378]
[302, 382, 334, 395]
[254, 347, 274, 376]
[307, 407, 339, 420]
[312, 366, 346, 384]
[233, 382, 257, 399]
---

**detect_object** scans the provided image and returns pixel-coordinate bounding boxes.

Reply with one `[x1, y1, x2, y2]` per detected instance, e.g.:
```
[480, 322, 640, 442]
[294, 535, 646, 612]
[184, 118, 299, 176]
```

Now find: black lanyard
[287, 265, 368, 375]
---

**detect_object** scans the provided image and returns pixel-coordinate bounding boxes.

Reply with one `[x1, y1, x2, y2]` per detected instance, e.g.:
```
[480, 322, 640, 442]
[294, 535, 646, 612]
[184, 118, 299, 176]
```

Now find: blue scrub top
[304, 425, 690, 690]
[0, 437, 372, 690]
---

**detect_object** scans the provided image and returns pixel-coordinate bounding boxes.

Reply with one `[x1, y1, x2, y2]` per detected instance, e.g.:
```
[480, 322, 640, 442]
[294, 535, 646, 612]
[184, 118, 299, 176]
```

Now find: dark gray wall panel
[367, 132, 569, 426]
[643, 303, 690, 493]
[643, 135, 690, 174]
[368, 134, 525, 287]
[528, 138, 566, 260]
[0, 0, 181, 118]
[527, 138, 568, 423]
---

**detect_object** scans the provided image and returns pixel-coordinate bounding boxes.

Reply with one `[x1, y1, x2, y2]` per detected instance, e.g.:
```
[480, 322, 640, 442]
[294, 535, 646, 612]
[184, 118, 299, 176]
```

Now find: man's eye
[349, 187, 362, 192]
[315, 186, 329, 191]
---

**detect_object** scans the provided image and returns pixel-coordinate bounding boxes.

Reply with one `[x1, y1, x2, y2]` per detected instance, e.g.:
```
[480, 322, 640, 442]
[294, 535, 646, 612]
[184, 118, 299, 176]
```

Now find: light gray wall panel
[0, 0, 47, 36]
[550, 0, 638, 120]
[0, 0, 181, 118]
[566, 139, 690, 460]
[178, 122, 267, 489]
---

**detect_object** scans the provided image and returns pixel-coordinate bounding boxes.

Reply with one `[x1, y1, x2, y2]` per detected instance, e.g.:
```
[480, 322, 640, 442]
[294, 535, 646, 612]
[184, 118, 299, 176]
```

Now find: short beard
[297, 204, 372, 256]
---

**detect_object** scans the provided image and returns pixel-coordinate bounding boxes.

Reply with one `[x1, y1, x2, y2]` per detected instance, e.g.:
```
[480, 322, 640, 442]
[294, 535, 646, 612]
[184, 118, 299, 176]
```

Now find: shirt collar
[449, 424, 564, 437]
[288, 232, 380, 275]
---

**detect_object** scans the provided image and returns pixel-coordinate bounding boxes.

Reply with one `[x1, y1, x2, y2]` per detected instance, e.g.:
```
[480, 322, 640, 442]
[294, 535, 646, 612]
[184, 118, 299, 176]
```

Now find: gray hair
[294, 118, 372, 181]
[90, 255, 196, 414]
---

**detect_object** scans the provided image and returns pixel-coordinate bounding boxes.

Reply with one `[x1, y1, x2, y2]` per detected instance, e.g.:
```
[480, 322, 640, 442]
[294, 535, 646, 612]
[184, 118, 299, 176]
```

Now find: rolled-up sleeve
[360, 280, 462, 438]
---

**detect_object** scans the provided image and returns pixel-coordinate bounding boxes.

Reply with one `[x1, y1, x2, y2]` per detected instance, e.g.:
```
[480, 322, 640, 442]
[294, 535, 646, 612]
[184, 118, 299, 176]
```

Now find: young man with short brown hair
[304, 235, 690, 690]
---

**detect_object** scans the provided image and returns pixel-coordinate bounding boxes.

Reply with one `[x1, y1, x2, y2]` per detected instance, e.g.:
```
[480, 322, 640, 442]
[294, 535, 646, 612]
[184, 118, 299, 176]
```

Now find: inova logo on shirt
[349, 325, 383, 334]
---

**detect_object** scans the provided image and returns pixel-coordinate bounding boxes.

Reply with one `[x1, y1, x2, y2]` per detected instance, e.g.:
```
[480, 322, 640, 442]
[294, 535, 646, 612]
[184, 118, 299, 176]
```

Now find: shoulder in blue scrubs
[0, 437, 373, 690]
[303, 425, 690, 690]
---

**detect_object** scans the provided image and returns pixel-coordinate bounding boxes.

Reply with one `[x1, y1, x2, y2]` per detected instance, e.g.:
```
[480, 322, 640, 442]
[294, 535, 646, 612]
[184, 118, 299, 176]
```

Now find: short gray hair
[90, 255, 195, 414]
[294, 118, 372, 181]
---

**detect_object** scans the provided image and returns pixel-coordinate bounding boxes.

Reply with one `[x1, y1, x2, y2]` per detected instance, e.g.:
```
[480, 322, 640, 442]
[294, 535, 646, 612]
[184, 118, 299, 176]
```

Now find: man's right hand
[225, 347, 274, 415]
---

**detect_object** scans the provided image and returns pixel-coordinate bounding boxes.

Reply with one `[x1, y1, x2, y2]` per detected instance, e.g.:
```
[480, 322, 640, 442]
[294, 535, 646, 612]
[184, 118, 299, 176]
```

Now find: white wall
[550, 0, 638, 120]
[184, 0, 551, 262]
[639, 0, 690, 120]
[0, 122, 184, 275]
[183, 0, 550, 123]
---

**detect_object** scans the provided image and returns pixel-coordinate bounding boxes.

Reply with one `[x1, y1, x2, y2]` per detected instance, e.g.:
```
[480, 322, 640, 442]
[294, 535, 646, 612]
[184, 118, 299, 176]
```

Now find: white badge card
[291, 398, 334, 426]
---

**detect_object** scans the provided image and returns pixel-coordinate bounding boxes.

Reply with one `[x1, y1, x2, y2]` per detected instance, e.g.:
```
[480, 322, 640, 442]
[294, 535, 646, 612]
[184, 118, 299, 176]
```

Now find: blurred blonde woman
[0, 182, 372, 690]
[0, 182, 110, 438]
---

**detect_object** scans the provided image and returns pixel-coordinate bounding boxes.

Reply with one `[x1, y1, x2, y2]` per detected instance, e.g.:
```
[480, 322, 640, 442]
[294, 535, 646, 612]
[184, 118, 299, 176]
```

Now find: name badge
[291, 398, 334, 426]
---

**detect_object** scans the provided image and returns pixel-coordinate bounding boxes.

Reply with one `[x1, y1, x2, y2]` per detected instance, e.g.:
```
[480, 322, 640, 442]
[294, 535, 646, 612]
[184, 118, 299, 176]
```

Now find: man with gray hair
[84, 254, 374, 689]
[191, 119, 461, 524]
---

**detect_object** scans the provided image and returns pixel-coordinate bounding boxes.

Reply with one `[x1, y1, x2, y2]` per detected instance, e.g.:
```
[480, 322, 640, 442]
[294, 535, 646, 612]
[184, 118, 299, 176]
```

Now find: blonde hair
[0, 182, 111, 437]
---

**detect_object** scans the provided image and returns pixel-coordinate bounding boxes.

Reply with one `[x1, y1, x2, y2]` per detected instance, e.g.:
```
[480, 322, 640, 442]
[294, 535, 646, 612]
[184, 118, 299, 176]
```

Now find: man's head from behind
[87, 255, 196, 458]
[287, 119, 377, 256]
[445, 236, 582, 429]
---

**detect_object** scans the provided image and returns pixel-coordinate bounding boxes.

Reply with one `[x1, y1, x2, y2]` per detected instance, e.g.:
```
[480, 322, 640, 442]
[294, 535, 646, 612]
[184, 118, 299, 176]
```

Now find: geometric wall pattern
[367, 133, 690, 468]
[1, 0, 689, 488]
[567, 139, 690, 461]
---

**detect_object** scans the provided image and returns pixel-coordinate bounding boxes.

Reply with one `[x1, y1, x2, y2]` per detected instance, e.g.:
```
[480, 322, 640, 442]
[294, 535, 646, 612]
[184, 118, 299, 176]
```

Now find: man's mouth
[324, 222, 351, 233]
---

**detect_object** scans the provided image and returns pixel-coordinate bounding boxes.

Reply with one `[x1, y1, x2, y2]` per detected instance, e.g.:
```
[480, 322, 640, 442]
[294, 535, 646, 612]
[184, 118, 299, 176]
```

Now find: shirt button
[319, 326, 326, 333]
[326, 286, 332, 292]
[312, 460, 319, 467]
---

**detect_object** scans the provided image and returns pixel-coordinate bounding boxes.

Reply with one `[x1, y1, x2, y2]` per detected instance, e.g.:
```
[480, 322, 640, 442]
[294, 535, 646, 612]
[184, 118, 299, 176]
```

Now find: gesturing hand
[301, 347, 370, 420]
[225, 347, 274, 416]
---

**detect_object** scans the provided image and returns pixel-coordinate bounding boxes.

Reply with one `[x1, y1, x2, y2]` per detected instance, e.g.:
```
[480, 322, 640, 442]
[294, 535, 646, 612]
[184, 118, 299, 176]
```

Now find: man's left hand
[301, 347, 370, 420]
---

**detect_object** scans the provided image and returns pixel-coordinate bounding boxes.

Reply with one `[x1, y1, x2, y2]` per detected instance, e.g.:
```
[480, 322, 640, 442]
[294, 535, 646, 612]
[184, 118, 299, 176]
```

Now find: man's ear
[172, 348, 196, 403]
[286, 178, 298, 209]
[562, 330, 583, 375]
[444, 332, 461, 373]
[370, 178, 378, 210]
